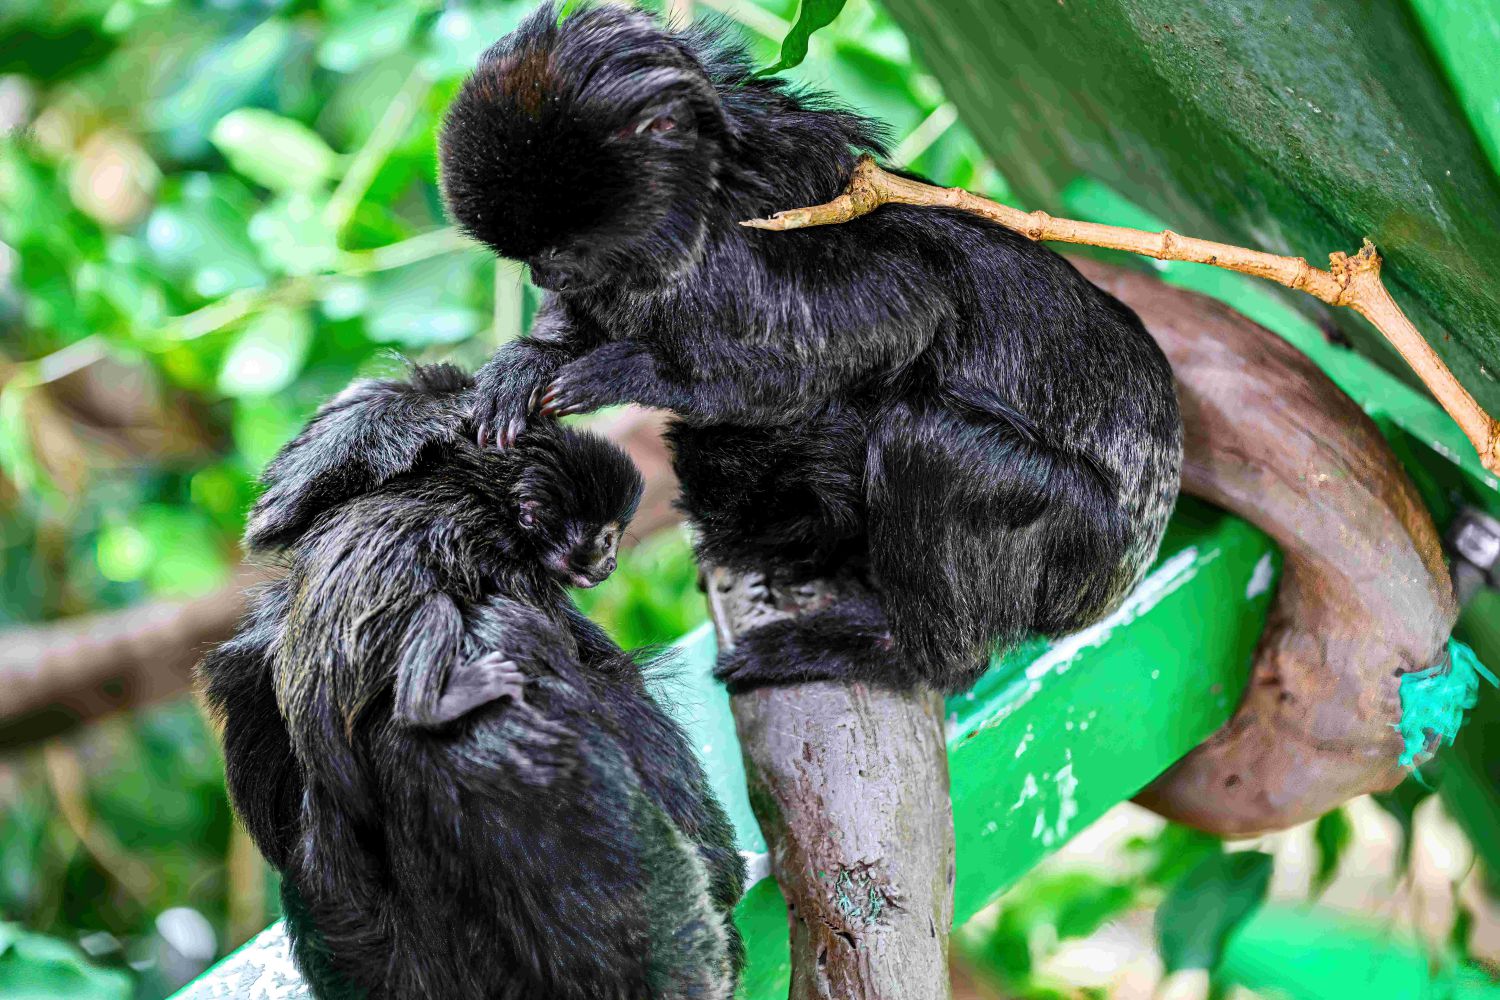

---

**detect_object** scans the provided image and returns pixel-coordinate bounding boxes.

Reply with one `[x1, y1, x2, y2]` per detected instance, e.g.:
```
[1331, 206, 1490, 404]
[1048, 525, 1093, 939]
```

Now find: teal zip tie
[1394, 638, 1497, 768]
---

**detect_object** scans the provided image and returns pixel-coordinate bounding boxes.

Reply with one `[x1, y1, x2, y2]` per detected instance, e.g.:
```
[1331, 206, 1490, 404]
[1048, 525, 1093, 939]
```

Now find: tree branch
[743, 155, 1500, 476]
[1072, 260, 1458, 835]
[705, 567, 955, 1000]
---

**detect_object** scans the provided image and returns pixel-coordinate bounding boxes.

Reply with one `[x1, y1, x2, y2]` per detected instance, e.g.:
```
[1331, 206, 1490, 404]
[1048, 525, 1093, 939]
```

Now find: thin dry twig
[742, 155, 1500, 476]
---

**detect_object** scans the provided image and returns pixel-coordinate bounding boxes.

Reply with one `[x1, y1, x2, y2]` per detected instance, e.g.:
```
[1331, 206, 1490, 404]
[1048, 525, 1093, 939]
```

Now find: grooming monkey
[440, 3, 1183, 692]
[200, 365, 744, 999]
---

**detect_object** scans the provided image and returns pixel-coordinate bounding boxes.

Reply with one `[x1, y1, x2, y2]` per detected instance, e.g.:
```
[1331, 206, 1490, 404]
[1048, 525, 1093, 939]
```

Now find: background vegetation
[0, 0, 1494, 998]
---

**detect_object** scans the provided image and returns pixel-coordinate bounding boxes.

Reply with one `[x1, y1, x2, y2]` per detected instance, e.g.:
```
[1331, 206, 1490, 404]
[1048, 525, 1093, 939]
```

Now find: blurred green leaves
[218, 308, 312, 397]
[210, 110, 341, 193]
[1156, 851, 1273, 974]
[0, 923, 131, 1000]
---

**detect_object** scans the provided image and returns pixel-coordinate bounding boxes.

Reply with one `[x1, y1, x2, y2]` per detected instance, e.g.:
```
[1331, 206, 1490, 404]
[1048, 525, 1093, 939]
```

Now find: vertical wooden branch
[705, 567, 954, 1000]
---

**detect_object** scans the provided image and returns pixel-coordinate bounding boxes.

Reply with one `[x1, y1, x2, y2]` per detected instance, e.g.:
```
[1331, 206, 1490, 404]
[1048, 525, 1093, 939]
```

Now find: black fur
[199, 365, 744, 999]
[440, 4, 1183, 692]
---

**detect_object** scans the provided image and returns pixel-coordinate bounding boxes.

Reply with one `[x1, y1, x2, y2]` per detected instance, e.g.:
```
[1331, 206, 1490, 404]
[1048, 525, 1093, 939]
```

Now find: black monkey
[199, 365, 745, 1000]
[439, 4, 1183, 693]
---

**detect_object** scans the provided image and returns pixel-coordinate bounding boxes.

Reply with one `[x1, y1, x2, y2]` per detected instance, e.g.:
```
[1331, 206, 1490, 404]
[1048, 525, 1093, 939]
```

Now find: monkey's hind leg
[712, 594, 915, 692]
[866, 402, 1132, 692]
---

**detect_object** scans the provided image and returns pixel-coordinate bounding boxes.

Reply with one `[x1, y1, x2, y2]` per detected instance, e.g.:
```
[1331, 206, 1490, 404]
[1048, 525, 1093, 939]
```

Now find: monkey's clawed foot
[473, 384, 544, 450]
[537, 341, 655, 418]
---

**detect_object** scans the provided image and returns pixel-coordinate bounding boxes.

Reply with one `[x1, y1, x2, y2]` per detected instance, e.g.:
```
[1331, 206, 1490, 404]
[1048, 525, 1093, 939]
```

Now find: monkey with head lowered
[439, 3, 1183, 694]
[199, 365, 745, 1000]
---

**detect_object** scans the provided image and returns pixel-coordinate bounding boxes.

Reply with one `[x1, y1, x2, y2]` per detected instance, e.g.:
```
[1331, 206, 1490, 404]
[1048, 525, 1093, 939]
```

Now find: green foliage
[1373, 778, 1435, 879]
[1442, 591, 1500, 896]
[760, 0, 850, 75]
[1311, 806, 1352, 898]
[1155, 851, 1273, 974]
[572, 529, 707, 650]
[0, 923, 131, 1000]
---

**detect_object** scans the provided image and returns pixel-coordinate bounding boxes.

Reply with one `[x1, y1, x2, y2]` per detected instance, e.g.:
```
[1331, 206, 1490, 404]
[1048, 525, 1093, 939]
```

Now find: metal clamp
[1447, 507, 1500, 608]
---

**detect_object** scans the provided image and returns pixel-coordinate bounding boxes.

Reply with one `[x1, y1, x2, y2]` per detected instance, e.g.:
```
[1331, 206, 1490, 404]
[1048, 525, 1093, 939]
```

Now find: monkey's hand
[472, 340, 564, 449]
[538, 340, 672, 417]
[432, 652, 529, 722]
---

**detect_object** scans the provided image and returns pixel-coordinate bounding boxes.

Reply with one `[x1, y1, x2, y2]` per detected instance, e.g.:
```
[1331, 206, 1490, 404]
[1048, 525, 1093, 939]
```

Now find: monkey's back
[674, 201, 1182, 689]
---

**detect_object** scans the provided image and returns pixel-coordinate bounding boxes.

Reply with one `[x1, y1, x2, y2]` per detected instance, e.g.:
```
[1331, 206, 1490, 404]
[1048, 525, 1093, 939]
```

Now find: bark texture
[706, 567, 954, 1000]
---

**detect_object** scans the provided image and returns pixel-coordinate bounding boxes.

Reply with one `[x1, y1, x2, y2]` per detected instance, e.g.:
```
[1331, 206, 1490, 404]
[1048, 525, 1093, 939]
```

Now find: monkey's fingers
[537, 382, 592, 418]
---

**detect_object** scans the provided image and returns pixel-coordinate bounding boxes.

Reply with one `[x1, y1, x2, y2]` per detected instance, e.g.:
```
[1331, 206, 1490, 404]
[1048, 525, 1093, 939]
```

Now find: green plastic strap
[1395, 638, 1497, 768]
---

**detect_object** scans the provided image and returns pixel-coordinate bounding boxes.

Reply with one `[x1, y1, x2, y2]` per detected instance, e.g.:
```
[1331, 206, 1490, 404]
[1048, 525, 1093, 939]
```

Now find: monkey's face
[508, 425, 644, 587]
[521, 503, 625, 588]
[439, 4, 724, 292]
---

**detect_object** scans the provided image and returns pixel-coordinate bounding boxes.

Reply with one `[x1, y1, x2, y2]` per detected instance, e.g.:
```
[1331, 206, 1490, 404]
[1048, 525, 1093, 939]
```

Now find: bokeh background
[0, 0, 1496, 997]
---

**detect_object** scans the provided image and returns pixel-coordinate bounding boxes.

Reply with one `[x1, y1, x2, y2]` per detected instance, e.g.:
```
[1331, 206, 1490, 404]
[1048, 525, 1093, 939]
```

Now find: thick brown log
[0, 407, 681, 745]
[706, 567, 955, 1000]
[0, 565, 272, 750]
[1074, 260, 1458, 837]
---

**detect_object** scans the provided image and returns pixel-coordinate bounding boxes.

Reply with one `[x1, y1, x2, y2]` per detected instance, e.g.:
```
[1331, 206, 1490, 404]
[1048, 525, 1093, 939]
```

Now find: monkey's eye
[634, 114, 677, 136]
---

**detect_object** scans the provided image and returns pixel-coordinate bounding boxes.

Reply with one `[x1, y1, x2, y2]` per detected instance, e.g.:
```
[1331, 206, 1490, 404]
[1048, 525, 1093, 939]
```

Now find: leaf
[234, 396, 316, 472]
[1440, 597, 1500, 895]
[133, 505, 232, 598]
[759, 0, 850, 76]
[318, 4, 422, 74]
[248, 193, 339, 276]
[0, 923, 132, 1000]
[210, 109, 340, 193]
[218, 307, 313, 398]
[1140, 822, 1224, 887]
[1311, 807, 1351, 897]
[1372, 779, 1434, 879]
[1155, 851, 1273, 974]
[1450, 898, 1475, 961]
[362, 255, 485, 346]
[149, 19, 295, 162]
[425, 6, 535, 81]
[142, 173, 266, 299]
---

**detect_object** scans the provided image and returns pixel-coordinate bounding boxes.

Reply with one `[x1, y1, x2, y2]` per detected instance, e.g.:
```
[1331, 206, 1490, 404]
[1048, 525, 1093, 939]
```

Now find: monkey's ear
[244, 364, 473, 551]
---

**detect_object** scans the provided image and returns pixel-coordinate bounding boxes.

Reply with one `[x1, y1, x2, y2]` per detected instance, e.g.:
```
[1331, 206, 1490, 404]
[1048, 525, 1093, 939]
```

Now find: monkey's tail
[866, 400, 1136, 692]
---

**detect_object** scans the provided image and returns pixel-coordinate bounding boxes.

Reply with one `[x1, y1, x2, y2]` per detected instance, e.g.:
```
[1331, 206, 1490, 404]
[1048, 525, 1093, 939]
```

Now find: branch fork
[744, 156, 1500, 475]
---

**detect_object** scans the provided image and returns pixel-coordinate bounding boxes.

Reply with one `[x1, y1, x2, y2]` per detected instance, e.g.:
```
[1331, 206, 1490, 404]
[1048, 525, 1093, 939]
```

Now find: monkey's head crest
[438, 2, 725, 293]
